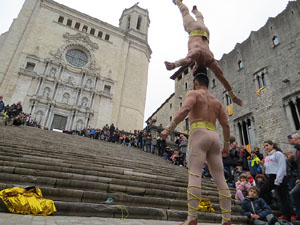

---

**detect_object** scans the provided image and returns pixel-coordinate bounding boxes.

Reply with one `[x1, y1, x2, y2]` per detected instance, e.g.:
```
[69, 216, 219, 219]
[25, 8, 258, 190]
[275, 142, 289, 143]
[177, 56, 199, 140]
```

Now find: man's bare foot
[192, 5, 198, 13]
[222, 221, 231, 225]
[173, 0, 182, 5]
[179, 219, 197, 225]
[232, 96, 243, 106]
[165, 61, 175, 70]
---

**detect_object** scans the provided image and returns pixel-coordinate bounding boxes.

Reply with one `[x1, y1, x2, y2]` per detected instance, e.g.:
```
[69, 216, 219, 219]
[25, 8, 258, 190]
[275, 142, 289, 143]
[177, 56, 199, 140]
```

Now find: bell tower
[119, 3, 150, 42]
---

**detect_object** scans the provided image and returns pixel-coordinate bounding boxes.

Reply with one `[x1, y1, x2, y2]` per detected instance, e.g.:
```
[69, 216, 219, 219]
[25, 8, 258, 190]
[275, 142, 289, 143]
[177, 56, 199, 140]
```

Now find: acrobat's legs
[191, 6, 204, 23]
[165, 57, 192, 70]
[173, 0, 196, 33]
[186, 151, 206, 221]
[206, 145, 232, 224]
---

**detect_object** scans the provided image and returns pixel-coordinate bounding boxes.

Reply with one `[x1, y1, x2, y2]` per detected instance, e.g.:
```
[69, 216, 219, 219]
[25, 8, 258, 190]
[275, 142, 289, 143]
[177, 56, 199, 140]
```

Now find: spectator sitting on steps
[241, 186, 281, 225]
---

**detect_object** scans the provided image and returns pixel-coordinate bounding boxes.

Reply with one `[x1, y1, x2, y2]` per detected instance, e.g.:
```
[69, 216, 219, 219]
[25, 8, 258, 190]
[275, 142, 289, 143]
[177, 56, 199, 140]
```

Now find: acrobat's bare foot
[192, 5, 198, 13]
[232, 97, 243, 107]
[222, 222, 231, 225]
[165, 61, 175, 70]
[173, 0, 182, 5]
[179, 219, 197, 225]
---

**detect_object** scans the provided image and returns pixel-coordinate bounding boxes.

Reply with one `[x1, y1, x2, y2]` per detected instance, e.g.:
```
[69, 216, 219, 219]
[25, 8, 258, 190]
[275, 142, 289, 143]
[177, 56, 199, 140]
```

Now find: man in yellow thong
[161, 66, 232, 225]
[165, 0, 242, 106]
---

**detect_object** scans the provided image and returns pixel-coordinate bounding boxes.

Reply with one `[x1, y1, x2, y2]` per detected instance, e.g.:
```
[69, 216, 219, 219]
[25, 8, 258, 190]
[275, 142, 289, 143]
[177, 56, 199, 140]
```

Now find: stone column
[34, 77, 43, 96]
[43, 104, 52, 128]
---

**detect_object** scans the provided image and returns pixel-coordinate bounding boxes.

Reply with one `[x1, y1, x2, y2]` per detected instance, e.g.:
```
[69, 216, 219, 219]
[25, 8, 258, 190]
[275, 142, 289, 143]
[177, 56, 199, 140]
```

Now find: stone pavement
[0, 213, 220, 225]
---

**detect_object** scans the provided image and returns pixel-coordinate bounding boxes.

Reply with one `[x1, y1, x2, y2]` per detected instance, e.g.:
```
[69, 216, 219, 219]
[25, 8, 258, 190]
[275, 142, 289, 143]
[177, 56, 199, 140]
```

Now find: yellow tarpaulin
[0, 187, 56, 216]
[226, 104, 233, 116]
[198, 198, 215, 213]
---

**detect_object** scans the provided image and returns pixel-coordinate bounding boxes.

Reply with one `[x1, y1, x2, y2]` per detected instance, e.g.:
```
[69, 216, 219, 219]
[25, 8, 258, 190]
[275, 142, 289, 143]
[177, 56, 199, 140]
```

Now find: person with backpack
[249, 151, 262, 177]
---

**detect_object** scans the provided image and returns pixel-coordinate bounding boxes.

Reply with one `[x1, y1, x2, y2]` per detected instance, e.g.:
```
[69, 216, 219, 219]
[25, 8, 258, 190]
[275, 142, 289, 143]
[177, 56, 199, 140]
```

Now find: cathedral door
[51, 114, 67, 130]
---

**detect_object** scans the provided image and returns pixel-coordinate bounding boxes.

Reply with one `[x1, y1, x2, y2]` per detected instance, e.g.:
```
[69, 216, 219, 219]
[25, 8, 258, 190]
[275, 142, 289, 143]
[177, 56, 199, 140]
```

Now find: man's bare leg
[173, 0, 196, 33]
[206, 147, 232, 225]
[208, 60, 243, 106]
[165, 57, 192, 70]
[192, 6, 204, 23]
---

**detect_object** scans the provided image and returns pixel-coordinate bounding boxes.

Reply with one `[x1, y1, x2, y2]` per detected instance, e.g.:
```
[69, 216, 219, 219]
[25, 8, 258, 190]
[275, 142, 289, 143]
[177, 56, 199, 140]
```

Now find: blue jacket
[241, 197, 272, 219]
[249, 156, 261, 176]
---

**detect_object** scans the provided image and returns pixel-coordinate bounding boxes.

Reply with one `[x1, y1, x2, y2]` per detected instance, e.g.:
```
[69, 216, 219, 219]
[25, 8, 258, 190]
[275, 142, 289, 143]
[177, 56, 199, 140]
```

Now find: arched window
[98, 31, 103, 38]
[272, 36, 280, 47]
[90, 28, 95, 35]
[75, 22, 80, 29]
[137, 16, 142, 30]
[261, 73, 266, 86]
[62, 93, 70, 104]
[105, 34, 110, 41]
[43, 87, 51, 98]
[289, 100, 300, 130]
[127, 16, 131, 29]
[212, 79, 216, 88]
[238, 60, 244, 69]
[67, 19, 72, 26]
[58, 16, 64, 23]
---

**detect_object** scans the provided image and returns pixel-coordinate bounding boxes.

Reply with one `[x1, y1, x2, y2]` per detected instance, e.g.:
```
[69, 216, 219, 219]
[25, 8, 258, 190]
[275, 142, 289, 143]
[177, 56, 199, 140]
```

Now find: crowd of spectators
[211, 136, 300, 224]
[61, 121, 191, 168]
[0, 96, 41, 128]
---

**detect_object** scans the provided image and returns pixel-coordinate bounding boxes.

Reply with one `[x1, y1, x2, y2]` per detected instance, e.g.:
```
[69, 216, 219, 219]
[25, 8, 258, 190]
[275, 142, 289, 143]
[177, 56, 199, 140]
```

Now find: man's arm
[208, 61, 243, 106]
[161, 91, 196, 139]
[217, 103, 230, 152]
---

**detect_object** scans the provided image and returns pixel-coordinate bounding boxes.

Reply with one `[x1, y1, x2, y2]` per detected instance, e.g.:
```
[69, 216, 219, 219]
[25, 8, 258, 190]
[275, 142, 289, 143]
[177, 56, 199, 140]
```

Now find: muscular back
[187, 89, 228, 127]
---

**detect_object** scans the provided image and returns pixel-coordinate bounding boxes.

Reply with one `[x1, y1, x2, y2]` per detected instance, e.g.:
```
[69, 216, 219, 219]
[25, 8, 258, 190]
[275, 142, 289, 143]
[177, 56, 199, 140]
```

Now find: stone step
[0, 153, 234, 198]
[0, 155, 192, 190]
[0, 143, 189, 181]
[1, 126, 295, 224]
[0, 176, 241, 214]
[0, 147, 221, 190]
[0, 195, 247, 224]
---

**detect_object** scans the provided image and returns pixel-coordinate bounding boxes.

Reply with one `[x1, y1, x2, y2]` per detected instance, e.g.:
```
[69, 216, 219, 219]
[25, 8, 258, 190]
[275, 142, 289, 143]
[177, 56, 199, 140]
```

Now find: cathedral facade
[0, 0, 151, 132]
[147, 0, 300, 150]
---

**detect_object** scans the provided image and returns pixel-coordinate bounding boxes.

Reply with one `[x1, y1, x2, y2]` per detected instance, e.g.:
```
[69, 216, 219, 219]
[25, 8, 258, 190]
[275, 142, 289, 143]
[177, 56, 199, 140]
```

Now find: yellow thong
[190, 30, 210, 41]
[190, 121, 216, 134]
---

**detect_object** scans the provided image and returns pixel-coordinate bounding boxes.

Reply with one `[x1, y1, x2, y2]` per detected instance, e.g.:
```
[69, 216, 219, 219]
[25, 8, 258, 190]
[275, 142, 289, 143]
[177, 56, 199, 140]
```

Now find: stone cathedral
[0, 0, 151, 132]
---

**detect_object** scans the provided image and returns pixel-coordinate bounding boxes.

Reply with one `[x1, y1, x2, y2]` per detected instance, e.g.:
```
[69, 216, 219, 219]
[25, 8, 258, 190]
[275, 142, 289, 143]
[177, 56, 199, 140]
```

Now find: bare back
[187, 89, 225, 126]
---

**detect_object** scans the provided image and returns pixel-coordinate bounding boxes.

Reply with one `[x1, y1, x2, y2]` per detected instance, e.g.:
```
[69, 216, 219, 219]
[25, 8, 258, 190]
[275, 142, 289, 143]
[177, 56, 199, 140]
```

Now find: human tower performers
[161, 66, 232, 225]
[165, 0, 242, 106]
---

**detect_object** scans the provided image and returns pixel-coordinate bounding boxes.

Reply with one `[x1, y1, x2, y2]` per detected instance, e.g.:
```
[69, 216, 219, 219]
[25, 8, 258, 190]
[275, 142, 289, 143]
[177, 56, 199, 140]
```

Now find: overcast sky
[0, 0, 291, 125]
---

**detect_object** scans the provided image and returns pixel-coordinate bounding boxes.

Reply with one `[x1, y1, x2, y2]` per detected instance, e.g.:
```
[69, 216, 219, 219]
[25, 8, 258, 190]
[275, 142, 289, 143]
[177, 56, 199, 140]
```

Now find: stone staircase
[0, 126, 297, 224]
